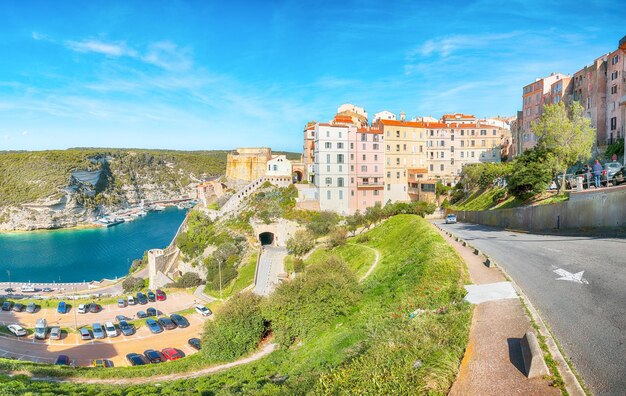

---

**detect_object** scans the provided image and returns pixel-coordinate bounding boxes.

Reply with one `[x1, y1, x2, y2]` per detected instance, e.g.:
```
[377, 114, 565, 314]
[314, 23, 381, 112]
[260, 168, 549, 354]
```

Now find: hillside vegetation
[0, 215, 471, 395]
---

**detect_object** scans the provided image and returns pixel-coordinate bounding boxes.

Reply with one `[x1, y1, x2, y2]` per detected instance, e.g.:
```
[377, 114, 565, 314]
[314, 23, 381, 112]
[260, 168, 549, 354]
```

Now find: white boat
[153, 205, 165, 211]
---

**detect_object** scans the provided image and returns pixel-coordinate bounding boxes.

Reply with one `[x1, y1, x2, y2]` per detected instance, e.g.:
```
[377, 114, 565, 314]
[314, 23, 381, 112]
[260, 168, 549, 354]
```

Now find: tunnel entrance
[293, 170, 303, 183]
[259, 232, 275, 246]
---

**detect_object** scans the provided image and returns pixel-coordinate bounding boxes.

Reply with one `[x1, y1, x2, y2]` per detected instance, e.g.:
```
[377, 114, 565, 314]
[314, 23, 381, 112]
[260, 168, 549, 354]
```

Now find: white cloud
[411, 32, 521, 59]
[21, 131, 28, 136]
[3, 135, 8, 140]
[142, 41, 192, 71]
[32, 32, 47, 41]
[65, 39, 137, 58]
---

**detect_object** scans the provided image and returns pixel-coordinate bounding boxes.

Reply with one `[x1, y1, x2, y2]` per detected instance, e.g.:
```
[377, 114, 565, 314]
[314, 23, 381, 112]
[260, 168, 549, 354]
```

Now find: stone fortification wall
[450, 185, 626, 232]
[226, 148, 272, 182]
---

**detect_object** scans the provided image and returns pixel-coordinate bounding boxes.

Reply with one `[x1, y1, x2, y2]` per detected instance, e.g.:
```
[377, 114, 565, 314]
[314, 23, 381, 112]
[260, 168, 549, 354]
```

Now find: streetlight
[73, 286, 78, 334]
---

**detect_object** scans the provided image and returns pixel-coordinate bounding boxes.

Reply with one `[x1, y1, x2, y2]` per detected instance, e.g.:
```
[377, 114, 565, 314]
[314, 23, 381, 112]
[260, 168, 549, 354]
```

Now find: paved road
[253, 246, 286, 296]
[436, 221, 626, 396]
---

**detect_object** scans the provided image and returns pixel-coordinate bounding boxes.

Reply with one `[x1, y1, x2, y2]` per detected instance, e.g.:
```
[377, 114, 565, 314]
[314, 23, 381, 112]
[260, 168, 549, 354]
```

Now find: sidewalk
[431, 225, 560, 396]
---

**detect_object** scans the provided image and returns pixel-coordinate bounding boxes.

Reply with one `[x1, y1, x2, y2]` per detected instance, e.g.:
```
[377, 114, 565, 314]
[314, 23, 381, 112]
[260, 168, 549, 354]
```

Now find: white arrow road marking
[554, 268, 589, 284]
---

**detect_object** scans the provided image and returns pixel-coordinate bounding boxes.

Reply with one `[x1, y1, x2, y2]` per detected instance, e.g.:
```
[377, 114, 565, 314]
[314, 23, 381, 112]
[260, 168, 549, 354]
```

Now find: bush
[306, 211, 341, 236]
[507, 147, 556, 199]
[166, 272, 203, 288]
[202, 292, 266, 362]
[264, 257, 361, 347]
[122, 277, 145, 292]
[286, 230, 316, 257]
[204, 256, 238, 290]
[327, 227, 347, 248]
[293, 258, 305, 273]
[492, 189, 506, 203]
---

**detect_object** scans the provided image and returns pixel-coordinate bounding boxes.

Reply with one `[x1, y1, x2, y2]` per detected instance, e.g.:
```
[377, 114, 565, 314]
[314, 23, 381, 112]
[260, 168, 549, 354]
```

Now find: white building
[373, 110, 396, 123]
[266, 155, 292, 177]
[337, 103, 368, 119]
[313, 122, 351, 214]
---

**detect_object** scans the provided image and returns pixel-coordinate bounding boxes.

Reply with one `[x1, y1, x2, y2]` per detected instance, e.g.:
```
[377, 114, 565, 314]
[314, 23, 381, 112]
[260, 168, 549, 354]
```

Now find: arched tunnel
[259, 232, 275, 246]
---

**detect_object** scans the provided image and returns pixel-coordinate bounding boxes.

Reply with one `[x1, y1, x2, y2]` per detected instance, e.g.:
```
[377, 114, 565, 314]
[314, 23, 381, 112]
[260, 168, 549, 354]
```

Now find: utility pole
[218, 260, 223, 300]
[73, 286, 78, 333]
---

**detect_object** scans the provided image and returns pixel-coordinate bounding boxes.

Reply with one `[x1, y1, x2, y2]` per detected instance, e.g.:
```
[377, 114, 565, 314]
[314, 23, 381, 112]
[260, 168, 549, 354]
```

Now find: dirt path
[355, 244, 380, 282]
[30, 342, 277, 385]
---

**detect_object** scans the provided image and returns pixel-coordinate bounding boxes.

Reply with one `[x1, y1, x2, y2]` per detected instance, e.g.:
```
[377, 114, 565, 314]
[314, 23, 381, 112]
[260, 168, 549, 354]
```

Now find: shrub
[306, 211, 341, 236]
[286, 230, 316, 257]
[166, 272, 203, 288]
[293, 258, 305, 273]
[327, 227, 347, 248]
[507, 147, 556, 199]
[264, 257, 361, 347]
[122, 277, 145, 292]
[202, 292, 266, 362]
[204, 256, 238, 290]
[492, 189, 506, 203]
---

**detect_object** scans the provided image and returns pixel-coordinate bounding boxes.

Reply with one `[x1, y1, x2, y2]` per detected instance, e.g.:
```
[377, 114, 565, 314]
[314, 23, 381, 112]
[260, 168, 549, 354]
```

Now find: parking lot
[0, 291, 211, 367]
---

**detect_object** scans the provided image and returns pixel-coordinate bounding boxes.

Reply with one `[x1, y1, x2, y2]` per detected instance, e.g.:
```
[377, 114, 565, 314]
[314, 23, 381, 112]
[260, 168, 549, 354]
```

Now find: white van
[34, 318, 47, 339]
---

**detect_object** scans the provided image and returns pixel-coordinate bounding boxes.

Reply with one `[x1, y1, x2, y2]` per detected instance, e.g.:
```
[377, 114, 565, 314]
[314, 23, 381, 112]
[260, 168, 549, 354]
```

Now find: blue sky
[0, 0, 623, 152]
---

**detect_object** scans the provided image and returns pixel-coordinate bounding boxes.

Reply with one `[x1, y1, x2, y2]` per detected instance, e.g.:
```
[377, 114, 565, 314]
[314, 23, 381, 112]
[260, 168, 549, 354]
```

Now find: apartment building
[573, 56, 608, 147]
[312, 122, 351, 214]
[606, 44, 625, 144]
[379, 118, 430, 202]
[349, 127, 384, 213]
[520, 73, 569, 152]
[302, 121, 316, 183]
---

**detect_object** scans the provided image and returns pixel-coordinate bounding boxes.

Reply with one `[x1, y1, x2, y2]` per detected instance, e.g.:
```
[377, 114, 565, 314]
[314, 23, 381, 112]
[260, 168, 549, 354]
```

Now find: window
[429, 164, 434, 171]
[362, 154, 366, 161]
[396, 172, 400, 179]
[386, 131, 390, 137]
[387, 184, 390, 191]
[396, 131, 400, 138]
[461, 130, 464, 136]
[373, 143, 379, 150]
[326, 131, 330, 137]
[338, 165, 342, 172]
[273, 165, 278, 171]
[351, 190, 354, 196]
[419, 145, 423, 153]
[480, 130, 486, 136]
[612, 55, 620, 65]
[350, 142, 354, 149]
[374, 154, 378, 161]
[326, 154, 330, 163]
[268, 165, 271, 171]
[481, 140, 486, 147]
[337, 154, 344, 164]
[374, 165, 378, 172]
[396, 144, 400, 151]
[361, 134, 367, 141]
[325, 177, 332, 185]
[461, 152, 464, 158]
[451, 134, 454, 141]
[350, 165, 354, 171]
[386, 144, 390, 151]
[337, 142, 344, 149]
[451, 146, 454, 152]
[337, 177, 344, 187]
[373, 190, 379, 196]
[351, 177, 354, 183]
[386, 158, 390, 165]
[430, 130, 434, 136]
[362, 143, 366, 150]
[441, 151, 445, 159]
[611, 85, 618, 94]
[362, 190, 366, 196]
[612, 71, 618, 80]
[326, 165, 330, 172]
[387, 171, 391, 178]
[350, 153, 354, 160]
[324, 142, 331, 149]
[611, 117, 617, 130]
[471, 141, 475, 147]
[471, 152, 475, 158]
[440, 164, 444, 171]
[396, 158, 400, 165]
[327, 190, 331, 200]
[460, 141, 465, 147]
[361, 165, 367, 172]
[440, 140, 445, 147]
[338, 131, 342, 138]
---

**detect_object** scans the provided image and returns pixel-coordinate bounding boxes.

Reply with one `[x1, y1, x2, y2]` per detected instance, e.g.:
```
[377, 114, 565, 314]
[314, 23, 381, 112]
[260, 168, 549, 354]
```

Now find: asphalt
[436, 220, 626, 396]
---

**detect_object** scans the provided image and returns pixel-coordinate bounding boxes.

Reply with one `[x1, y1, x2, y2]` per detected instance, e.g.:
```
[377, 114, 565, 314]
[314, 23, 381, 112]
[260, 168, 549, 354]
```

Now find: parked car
[50, 326, 62, 340]
[188, 337, 201, 350]
[137, 310, 147, 319]
[609, 164, 626, 186]
[34, 318, 47, 339]
[54, 355, 70, 366]
[126, 353, 149, 366]
[158, 317, 177, 330]
[92, 359, 112, 368]
[143, 349, 165, 364]
[92, 323, 105, 339]
[136, 292, 148, 305]
[161, 348, 184, 361]
[445, 214, 457, 224]
[57, 301, 67, 314]
[604, 161, 622, 184]
[127, 295, 136, 305]
[42, 287, 53, 293]
[195, 305, 212, 317]
[77, 304, 87, 314]
[146, 307, 157, 317]
[119, 320, 134, 336]
[104, 321, 118, 337]
[25, 302, 36, 313]
[12, 303, 24, 312]
[146, 318, 162, 334]
[7, 324, 27, 337]
[2, 301, 13, 311]
[88, 303, 101, 313]
[147, 291, 156, 302]
[117, 298, 127, 308]
[170, 314, 189, 328]
[156, 289, 166, 301]
[79, 328, 92, 340]
[115, 315, 127, 323]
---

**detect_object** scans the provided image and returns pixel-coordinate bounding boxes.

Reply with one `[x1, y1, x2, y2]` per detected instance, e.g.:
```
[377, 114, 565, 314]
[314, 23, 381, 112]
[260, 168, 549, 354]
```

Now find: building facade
[313, 122, 351, 214]
[573, 56, 608, 147]
[606, 45, 625, 144]
[266, 155, 292, 177]
[348, 127, 385, 213]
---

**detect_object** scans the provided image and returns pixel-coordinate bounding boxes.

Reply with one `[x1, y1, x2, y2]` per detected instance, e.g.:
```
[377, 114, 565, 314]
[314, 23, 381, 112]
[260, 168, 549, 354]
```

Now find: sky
[0, 0, 624, 152]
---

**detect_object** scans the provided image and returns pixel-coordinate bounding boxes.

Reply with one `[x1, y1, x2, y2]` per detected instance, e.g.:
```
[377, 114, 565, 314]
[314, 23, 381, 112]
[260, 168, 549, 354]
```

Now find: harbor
[94, 199, 195, 227]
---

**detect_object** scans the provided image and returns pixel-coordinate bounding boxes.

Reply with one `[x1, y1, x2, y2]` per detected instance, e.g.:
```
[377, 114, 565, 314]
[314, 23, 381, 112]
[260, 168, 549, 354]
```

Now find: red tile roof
[380, 119, 447, 128]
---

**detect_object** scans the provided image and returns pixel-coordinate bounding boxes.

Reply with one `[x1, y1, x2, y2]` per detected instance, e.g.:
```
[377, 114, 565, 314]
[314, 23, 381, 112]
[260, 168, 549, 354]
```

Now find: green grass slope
[0, 215, 471, 395]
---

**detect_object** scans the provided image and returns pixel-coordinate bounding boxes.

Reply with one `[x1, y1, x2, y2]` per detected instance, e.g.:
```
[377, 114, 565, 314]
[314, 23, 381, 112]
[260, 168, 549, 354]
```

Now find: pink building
[348, 127, 384, 214]
[606, 42, 625, 144]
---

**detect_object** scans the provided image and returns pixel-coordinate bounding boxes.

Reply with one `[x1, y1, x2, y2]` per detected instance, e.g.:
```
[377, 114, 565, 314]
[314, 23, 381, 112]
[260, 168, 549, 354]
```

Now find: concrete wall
[451, 185, 626, 232]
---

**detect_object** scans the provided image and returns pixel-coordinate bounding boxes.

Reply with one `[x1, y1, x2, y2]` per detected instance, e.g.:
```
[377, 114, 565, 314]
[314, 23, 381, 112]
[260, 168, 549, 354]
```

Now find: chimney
[400, 111, 406, 121]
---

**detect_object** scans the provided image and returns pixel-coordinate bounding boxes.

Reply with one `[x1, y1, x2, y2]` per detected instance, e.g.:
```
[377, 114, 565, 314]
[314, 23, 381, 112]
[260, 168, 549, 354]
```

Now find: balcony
[357, 181, 384, 189]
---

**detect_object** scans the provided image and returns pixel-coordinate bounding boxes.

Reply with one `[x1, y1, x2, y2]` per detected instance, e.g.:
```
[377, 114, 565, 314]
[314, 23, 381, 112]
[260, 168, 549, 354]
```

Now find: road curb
[441, 225, 587, 396]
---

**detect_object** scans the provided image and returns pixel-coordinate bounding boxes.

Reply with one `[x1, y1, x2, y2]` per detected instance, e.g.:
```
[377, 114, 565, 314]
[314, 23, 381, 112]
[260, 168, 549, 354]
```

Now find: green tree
[286, 229, 316, 257]
[202, 292, 266, 362]
[345, 210, 364, 236]
[306, 211, 340, 236]
[533, 101, 595, 193]
[507, 147, 556, 199]
[327, 226, 348, 248]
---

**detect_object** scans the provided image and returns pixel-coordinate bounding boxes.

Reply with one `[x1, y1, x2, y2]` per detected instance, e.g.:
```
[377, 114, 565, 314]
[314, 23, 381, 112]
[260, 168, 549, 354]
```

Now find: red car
[156, 289, 166, 301]
[161, 348, 184, 361]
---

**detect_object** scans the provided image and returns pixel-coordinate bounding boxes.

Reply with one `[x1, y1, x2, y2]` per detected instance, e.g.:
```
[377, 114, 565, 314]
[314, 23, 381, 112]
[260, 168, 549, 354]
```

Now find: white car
[34, 318, 47, 340]
[104, 321, 118, 337]
[195, 305, 212, 317]
[7, 324, 27, 337]
[445, 214, 457, 224]
[77, 304, 87, 314]
[127, 295, 136, 305]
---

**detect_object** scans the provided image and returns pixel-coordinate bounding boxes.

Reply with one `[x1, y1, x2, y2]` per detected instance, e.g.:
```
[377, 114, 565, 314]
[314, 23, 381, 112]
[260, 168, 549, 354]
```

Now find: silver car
[92, 323, 105, 339]
[50, 326, 62, 340]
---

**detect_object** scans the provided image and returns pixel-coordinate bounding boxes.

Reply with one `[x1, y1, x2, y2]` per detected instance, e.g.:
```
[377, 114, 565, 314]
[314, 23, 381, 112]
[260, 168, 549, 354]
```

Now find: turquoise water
[0, 207, 187, 283]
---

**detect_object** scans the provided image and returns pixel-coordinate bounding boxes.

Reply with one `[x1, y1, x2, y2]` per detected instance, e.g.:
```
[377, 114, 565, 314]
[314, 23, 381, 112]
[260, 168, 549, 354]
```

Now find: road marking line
[553, 268, 589, 284]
